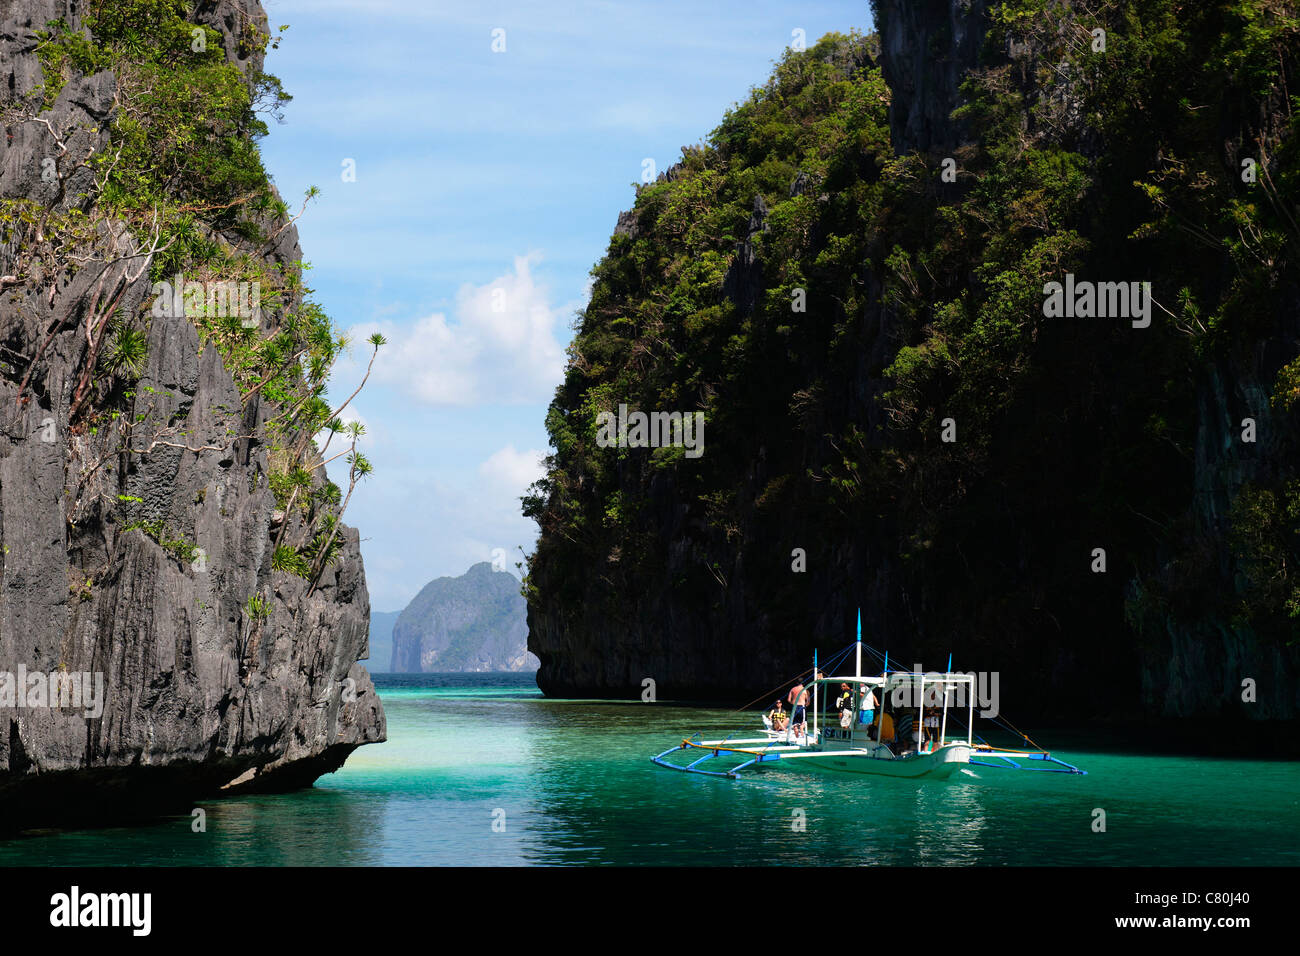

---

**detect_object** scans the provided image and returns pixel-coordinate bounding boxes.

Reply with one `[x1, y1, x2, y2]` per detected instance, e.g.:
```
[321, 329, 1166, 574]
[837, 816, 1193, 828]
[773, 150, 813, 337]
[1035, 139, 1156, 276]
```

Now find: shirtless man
[787, 682, 808, 740]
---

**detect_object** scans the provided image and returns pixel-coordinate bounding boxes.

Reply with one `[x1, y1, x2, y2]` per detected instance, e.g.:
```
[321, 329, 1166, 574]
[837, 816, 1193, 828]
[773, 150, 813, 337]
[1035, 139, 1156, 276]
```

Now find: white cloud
[350, 464, 541, 611]
[346, 253, 566, 406]
[479, 445, 546, 493]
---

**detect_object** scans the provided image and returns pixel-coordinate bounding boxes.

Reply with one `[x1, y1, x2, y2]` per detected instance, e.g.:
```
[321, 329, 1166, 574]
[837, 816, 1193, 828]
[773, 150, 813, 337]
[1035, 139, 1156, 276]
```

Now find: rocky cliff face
[525, 0, 1300, 737]
[391, 563, 535, 672]
[875, 0, 1300, 720]
[874, 0, 990, 153]
[1128, 302, 1300, 719]
[0, 0, 384, 828]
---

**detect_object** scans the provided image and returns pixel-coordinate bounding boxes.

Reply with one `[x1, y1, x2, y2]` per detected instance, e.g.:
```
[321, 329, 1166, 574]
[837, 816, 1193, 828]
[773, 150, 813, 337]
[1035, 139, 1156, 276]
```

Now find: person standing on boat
[859, 687, 877, 727]
[923, 709, 940, 750]
[921, 685, 942, 750]
[795, 687, 811, 740]
[787, 681, 809, 741]
[836, 683, 855, 730]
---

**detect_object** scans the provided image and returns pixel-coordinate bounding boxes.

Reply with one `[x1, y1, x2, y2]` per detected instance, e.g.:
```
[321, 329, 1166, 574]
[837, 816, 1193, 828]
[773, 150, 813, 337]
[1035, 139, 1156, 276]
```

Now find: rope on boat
[987, 712, 1045, 752]
[853, 640, 1050, 752]
[730, 642, 857, 714]
[732, 670, 811, 715]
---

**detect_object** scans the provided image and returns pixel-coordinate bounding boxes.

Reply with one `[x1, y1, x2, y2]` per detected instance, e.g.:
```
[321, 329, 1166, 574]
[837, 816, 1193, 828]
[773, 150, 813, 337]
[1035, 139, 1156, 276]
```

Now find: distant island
[384, 563, 537, 672]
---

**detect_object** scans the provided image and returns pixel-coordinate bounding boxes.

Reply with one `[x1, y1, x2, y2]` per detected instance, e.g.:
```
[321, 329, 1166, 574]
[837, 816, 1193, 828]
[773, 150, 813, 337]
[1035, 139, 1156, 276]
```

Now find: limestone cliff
[0, 0, 384, 828]
[391, 563, 536, 673]
[525, 0, 1300, 740]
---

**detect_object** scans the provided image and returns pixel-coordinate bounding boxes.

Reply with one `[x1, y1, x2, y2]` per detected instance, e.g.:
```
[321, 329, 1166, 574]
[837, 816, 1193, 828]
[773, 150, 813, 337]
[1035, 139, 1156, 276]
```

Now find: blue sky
[258, 0, 871, 611]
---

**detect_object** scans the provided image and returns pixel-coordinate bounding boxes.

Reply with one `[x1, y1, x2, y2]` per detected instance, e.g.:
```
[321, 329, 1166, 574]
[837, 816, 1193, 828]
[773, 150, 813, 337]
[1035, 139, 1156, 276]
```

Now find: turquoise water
[2, 674, 1297, 866]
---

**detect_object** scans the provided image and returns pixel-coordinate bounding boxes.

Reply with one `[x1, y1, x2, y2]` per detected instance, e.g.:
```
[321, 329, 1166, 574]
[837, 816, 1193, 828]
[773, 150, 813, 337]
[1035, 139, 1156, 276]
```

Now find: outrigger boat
[651, 613, 1085, 780]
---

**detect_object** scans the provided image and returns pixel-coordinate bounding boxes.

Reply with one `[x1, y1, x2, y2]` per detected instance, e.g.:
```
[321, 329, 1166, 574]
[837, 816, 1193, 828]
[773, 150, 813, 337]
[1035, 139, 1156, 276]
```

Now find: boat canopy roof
[809, 672, 975, 690]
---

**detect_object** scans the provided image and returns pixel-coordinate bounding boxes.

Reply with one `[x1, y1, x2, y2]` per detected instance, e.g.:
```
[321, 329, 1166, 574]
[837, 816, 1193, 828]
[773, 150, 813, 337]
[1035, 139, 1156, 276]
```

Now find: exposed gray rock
[1128, 303, 1300, 720]
[721, 193, 769, 316]
[0, 0, 384, 829]
[613, 206, 641, 241]
[873, 0, 992, 154]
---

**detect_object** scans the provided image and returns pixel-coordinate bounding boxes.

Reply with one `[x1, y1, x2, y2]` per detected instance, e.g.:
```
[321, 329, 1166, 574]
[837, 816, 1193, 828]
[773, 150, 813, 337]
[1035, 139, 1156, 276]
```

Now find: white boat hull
[791, 742, 973, 778]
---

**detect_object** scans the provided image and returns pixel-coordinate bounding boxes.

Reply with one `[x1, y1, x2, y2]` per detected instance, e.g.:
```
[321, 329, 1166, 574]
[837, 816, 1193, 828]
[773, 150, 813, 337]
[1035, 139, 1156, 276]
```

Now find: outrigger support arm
[651, 739, 885, 779]
[969, 749, 1087, 774]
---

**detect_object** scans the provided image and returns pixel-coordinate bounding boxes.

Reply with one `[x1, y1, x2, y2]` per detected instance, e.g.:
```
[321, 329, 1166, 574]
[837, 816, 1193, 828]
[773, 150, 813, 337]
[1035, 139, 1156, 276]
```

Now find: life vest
[879, 713, 895, 741]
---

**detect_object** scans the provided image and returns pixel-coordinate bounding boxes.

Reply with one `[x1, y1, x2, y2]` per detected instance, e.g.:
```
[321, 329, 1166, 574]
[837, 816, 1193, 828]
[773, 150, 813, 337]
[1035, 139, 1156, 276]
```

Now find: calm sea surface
[2, 673, 1297, 866]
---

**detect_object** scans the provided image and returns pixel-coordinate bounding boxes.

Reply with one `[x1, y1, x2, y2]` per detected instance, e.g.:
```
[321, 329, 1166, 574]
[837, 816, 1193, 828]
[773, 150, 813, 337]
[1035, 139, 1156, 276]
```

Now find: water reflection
[912, 781, 986, 865]
[3, 677, 1297, 866]
[0, 786, 392, 867]
[515, 701, 1000, 866]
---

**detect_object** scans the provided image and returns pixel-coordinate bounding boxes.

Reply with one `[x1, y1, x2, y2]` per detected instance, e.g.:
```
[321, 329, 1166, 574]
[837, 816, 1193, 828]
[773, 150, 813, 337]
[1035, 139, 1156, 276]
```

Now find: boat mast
[967, 672, 974, 747]
[854, 608, 862, 679]
[940, 682, 950, 747]
[918, 673, 925, 753]
[812, 648, 818, 743]
[940, 652, 952, 748]
[881, 649, 888, 746]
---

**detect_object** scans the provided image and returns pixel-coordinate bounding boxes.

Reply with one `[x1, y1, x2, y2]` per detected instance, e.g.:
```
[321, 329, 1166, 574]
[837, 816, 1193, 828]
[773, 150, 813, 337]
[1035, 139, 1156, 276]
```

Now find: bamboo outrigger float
[651, 612, 1085, 780]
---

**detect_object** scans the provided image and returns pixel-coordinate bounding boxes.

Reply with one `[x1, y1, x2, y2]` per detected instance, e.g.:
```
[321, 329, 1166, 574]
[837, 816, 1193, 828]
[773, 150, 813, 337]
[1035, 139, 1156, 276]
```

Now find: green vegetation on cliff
[0, 0, 385, 820]
[526, 1, 1299, 708]
[527, 32, 893, 616]
[6, 1, 381, 600]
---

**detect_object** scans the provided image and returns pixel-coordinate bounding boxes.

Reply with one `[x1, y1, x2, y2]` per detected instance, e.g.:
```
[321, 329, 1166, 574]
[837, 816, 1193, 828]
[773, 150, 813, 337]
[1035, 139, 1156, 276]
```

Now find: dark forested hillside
[524, 0, 1300, 732]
